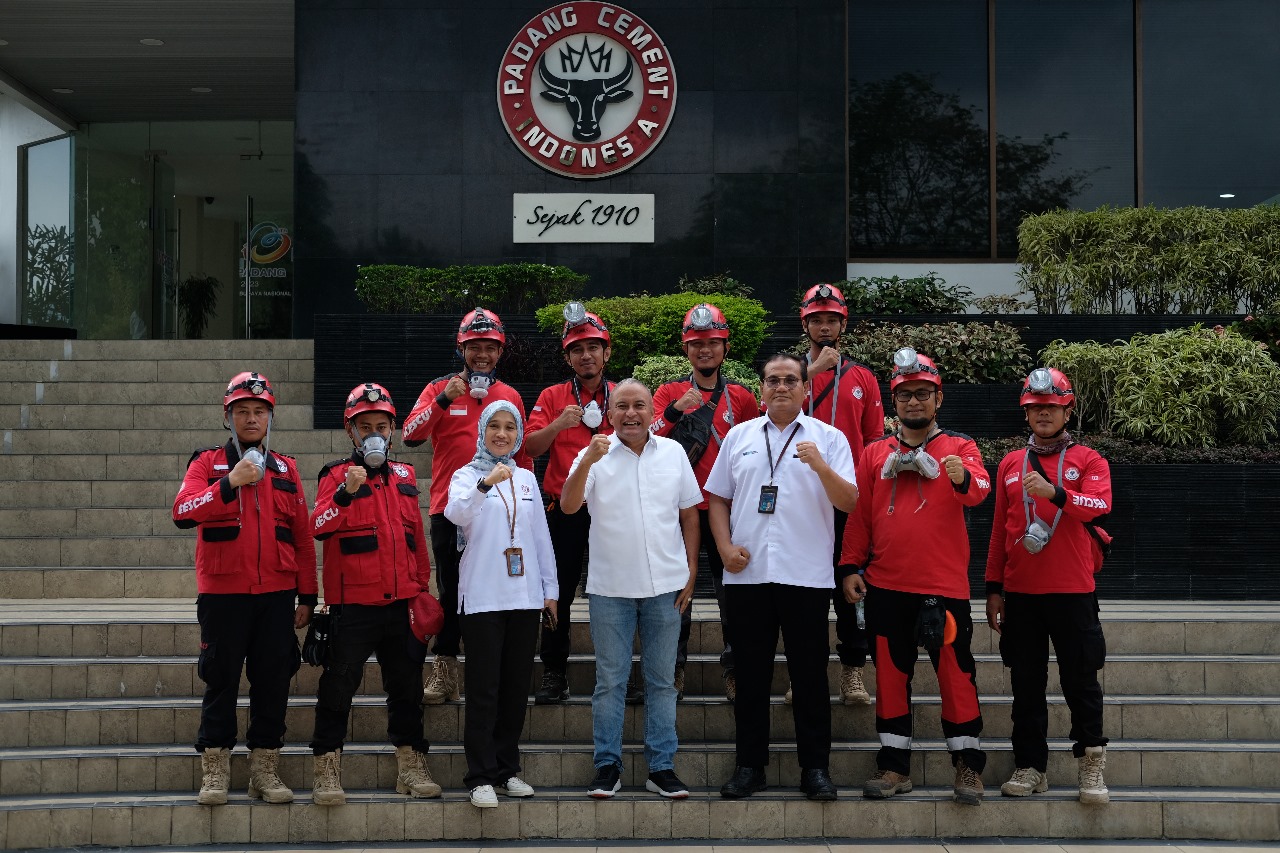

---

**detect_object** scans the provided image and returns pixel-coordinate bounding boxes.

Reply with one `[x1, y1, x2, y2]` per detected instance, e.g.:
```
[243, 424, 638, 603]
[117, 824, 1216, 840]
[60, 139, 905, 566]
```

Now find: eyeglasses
[763, 376, 803, 388]
[893, 388, 937, 402]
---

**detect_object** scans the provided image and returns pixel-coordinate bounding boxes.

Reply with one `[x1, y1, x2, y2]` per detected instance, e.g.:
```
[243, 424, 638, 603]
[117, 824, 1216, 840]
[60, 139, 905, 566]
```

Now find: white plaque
[513, 193, 654, 243]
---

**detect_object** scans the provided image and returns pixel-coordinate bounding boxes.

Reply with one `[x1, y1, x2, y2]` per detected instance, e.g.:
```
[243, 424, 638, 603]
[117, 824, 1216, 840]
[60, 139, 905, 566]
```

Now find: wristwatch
[476, 478, 493, 493]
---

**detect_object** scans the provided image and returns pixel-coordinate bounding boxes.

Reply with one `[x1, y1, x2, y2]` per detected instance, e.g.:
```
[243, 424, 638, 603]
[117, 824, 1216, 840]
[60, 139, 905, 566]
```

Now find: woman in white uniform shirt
[446, 400, 558, 808]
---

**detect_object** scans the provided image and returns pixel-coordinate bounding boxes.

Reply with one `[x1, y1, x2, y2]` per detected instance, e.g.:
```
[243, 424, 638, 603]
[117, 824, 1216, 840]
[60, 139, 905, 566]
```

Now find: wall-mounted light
[1219, 193, 1236, 199]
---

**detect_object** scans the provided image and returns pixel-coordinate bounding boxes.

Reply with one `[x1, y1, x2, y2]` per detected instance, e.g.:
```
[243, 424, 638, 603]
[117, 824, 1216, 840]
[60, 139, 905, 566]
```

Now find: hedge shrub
[978, 434, 1280, 465]
[1042, 326, 1280, 447]
[536, 293, 771, 377]
[798, 320, 1031, 385]
[1231, 300, 1280, 363]
[355, 263, 587, 314]
[836, 273, 973, 314]
[632, 355, 762, 397]
[1017, 205, 1280, 314]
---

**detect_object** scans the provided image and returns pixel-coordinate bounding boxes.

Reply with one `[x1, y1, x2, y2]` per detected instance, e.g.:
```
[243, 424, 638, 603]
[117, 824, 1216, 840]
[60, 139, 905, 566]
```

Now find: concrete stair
[1, 339, 1279, 846]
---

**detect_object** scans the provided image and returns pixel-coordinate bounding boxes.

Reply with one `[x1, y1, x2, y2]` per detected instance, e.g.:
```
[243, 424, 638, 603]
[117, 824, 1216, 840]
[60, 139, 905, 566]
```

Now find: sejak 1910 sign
[497, 3, 678, 179]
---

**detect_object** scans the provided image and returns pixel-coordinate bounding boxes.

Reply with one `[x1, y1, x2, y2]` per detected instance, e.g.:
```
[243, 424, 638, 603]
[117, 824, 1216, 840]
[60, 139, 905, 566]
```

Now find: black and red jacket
[840, 429, 992, 600]
[173, 440, 318, 603]
[311, 454, 431, 605]
[986, 443, 1112, 595]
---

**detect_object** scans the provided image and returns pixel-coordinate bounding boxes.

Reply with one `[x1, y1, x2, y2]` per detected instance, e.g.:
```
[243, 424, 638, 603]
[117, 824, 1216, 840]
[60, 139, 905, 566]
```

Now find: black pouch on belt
[915, 596, 947, 652]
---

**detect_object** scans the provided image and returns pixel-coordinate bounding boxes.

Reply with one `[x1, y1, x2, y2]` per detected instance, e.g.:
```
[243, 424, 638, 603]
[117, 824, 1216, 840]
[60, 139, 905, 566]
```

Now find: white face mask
[581, 400, 603, 429]
[359, 434, 389, 468]
[469, 372, 494, 399]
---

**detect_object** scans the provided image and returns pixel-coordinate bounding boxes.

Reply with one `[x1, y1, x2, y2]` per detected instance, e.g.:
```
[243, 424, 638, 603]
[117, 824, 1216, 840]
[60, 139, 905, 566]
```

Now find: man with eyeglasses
[705, 353, 858, 802]
[840, 348, 992, 806]
[792, 282, 883, 706]
[651, 303, 760, 701]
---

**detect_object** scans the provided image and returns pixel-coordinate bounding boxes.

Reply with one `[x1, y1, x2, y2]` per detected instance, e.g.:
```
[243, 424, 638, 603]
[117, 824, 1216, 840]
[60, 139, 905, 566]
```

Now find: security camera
[204, 196, 215, 205]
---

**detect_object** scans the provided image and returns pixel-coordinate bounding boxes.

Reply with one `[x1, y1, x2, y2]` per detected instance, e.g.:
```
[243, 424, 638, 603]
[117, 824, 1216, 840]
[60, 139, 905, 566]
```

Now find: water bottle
[856, 598, 866, 630]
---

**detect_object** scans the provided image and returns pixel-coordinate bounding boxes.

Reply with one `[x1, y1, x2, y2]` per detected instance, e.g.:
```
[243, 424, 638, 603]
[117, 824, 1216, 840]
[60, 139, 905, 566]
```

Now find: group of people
[174, 284, 1114, 812]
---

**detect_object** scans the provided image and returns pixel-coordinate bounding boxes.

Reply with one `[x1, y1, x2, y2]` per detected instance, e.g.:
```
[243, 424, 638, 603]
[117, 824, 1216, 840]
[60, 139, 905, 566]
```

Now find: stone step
[3, 693, 1277, 748]
[0, 403, 313, 431]
[2, 427, 351, 456]
[0, 451, 336, 484]
[0, 339, 313, 362]
[0, 536, 198, 568]
[0, 357, 313, 384]
[5, 785, 1279, 848]
[0, 381, 315, 407]
[0, 479, 189, 509]
[1, 738, 1277, 798]
[3, 652, 1277, 701]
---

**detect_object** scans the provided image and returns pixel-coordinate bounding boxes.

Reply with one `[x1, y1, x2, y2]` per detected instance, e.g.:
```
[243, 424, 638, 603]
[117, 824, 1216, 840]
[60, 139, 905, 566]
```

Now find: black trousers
[830, 509, 868, 667]
[461, 609, 540, 788]
[1001, 591, 1108, 770]
[866, 583, 985, 775]
[538, 500, 590, 671]
[195, 589, 299, 752]
[725, 583, 832, 771]
[678, 509, 732, 671]
[428, 512, 463, 657]
[310, 599, 430, 755]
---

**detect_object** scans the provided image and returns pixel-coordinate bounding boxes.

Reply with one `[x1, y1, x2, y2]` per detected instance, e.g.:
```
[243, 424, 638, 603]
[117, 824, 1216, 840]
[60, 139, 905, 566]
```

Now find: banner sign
[513, 193, 654, 243]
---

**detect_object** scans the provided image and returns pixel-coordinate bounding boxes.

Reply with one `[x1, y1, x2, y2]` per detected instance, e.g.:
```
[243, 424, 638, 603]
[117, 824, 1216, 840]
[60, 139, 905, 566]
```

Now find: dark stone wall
[292, 0, 847, 336]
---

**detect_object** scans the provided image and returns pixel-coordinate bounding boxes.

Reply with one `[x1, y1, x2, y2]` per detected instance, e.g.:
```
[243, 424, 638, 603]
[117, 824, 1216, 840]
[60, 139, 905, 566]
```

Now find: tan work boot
[724, 671, 736, 702]
[197, 746, 230, 805]
[1000, 766, 1048, 797]
[248, 747, 294, 803]
[395, 744, 443, 798]
[674, 664, 686, 700]
[863, 768, 912, 799]
[312, 750, 346, 806]
[783, 682, 793, 704]
[1078, 745, 1110, 804]
[952, 758, 984, 805]
[422, 655, 460, 704]
[839, 665, 871, 705]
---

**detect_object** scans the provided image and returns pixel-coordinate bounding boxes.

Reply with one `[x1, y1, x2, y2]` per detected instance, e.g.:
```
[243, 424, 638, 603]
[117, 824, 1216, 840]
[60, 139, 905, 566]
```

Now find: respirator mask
[231, 412, 272, 481]
[881, 446, 940, 480]
[357, 434, 390, 468]
[1019, 448, 1066, 554]
[468, 371, 494, 399]
[581, 400, 603, 429]
[1021, 518, 1054, 554]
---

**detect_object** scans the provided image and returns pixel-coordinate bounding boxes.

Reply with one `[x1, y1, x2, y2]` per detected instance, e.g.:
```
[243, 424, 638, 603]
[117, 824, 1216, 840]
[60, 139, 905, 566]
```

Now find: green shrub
[536, 293, 771, 377]
[977, 434, 1280, 465]
[821, 273, 973, 314]
[676, 272, 754, 298]
[355, 263, 587, 314]
[972, 293, 1027, 314]
[1017, 205, 1280, 314]
[632, 355, 762, 397]
[1042, 326, 1280, 446]
[1231, 299, 1280, 362]
[798, 320, 1030, 384]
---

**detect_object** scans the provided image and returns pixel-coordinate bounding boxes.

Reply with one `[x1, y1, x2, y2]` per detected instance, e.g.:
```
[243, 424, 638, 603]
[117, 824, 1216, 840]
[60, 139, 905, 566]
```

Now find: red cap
[457, 308, 506, 346]
[1020, 368, 1075, 408]
[889, 348, 942, 390]
[800, 283, 848, 320]
[344, 382, 396, 422]
[681, 303, 730, 343]
[224, 371, 275, 410]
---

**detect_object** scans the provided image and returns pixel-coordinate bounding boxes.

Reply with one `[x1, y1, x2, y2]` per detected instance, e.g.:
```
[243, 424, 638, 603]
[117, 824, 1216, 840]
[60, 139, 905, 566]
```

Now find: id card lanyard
[806, 354, 842, 427]
[496, 478, 524, 576]
[759, 421, 802, 514]
[572, 376, 609, 435]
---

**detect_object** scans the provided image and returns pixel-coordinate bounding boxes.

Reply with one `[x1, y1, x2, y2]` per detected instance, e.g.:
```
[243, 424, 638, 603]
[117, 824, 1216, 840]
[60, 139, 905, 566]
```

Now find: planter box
[964, 463, 1280, 599]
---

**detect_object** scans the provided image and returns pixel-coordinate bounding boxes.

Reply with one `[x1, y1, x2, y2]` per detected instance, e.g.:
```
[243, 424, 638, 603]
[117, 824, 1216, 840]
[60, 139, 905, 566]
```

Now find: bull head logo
[539, 39, 634, 143]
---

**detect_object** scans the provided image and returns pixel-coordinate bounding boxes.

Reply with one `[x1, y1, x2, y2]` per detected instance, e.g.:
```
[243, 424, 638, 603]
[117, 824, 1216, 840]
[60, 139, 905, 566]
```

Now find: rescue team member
[309, 384, 441, 805]
[986, 368, 1113, 804]
[523, 303, 615, 704]
[403, 308, 529, 704]
[174, 371, 317, 806]
[446, 401, 558, 808]
[841, 348, 992, 806]
[795, 283, 883, 706]
[706, 354, 858, 802]
[650, 303, 760, 700]
[562, 379, 703, 800]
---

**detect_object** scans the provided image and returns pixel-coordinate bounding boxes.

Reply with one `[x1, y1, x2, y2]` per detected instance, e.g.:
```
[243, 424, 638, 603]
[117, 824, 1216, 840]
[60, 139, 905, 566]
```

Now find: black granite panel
[296, 92, 378, 177]
[713, 173, 796, 257]
[376, 174, 463, 260]
[795, 172, 845, 258]
[632, 90, 714, 175]
[713, 92, 798, 174]
[376, 92, 464, 174]
[713, 7, 797, 92]
[295, 9, 381, 91]
[797, 87, 844, 174]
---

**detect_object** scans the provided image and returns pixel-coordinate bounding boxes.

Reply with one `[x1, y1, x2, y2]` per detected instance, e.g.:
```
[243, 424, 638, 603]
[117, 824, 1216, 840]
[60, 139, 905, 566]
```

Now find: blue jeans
[589, 590, 681, 772]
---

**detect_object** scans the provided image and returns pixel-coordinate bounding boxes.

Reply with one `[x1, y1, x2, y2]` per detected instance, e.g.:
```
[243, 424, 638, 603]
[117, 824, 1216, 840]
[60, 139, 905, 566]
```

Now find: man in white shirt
[561, 379, 703, 801]
[705, 353, 859, 801]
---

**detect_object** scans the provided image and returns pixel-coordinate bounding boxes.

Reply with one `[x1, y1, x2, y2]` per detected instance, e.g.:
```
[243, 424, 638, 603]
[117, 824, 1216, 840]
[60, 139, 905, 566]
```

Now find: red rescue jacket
[311, 455, 431, 605]
[173, 441, 318, 602]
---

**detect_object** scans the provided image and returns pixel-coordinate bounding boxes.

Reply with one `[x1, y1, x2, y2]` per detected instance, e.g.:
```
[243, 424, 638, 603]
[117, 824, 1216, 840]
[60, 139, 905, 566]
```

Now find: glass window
[22, 136, 73, 327]
[994, 0, 1135, 257]
[1143, 0, 1280, 208]
[849, 0, 990, 257]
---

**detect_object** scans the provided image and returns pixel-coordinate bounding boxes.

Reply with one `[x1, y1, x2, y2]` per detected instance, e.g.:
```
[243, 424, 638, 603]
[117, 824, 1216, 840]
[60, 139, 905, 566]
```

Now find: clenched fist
[942, 455, 965, 484]
[582, 434, 611, 464]
[483, 463, 513, 487]
[228, 458, 263, 488]
[674, 386, 705, 413]
[344, 465, 367, 492]
[443, 375, 468, 401]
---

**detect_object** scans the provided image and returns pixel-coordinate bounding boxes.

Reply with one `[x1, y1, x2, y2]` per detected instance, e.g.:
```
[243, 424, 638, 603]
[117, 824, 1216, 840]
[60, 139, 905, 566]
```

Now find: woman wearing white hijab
[446, 400, 558, 808]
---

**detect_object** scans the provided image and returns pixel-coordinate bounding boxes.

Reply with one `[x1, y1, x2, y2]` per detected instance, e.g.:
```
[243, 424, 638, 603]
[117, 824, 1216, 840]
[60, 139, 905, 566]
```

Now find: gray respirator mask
[881, 446, 940, 480]
[1021, 519, 1054, 554]
[231, 413, 272, 481]
[358, 434, 390, 468]
[468, 371, 494, 399]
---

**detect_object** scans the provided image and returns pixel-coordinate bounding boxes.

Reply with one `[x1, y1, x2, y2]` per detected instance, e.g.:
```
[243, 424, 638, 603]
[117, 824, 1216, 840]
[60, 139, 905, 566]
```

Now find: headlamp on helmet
[563, 301, 587, 326]
[689, 305, 714, 330]
[888, 347, 942, 390]
[1019, 367, 1074, 408]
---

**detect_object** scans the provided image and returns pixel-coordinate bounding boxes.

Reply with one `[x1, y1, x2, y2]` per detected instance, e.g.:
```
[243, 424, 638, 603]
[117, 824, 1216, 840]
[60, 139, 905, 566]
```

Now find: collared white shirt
[704, 412, 856, 589]
[570, 432, 703, 598]
[445, 464, 558, 614]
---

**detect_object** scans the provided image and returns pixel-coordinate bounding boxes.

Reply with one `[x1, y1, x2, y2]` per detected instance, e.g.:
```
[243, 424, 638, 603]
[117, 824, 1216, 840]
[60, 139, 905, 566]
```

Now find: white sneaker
[470, 784, 499, 808]
[498, 776, 535, 797]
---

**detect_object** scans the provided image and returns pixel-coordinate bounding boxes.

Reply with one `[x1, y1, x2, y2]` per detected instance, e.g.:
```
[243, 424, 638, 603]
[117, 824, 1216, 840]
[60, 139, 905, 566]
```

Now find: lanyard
[1021, 448, 1066, 535]
[572, 377, 609, 434]
[763, 421, 802, 484]
[495, 478, 518, 547]
[806, 354, 841, 427]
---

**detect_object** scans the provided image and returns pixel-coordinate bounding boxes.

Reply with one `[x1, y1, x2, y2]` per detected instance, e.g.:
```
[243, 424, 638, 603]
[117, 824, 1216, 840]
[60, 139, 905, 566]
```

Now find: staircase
[0, 338, 1278, 848]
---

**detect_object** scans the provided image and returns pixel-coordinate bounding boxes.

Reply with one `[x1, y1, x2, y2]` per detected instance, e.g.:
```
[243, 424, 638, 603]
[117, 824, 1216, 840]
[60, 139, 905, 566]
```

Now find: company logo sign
[497, 3, 677, 179]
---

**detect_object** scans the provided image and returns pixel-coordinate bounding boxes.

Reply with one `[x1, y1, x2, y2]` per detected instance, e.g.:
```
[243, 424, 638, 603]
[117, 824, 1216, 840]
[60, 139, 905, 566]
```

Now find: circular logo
[853, 387, 864, 400]
[1065, 467, 1080, 481]
[497, 3, 677, 179]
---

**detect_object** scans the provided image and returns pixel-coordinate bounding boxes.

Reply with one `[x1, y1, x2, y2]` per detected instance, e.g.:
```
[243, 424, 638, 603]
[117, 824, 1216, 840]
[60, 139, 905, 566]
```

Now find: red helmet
[889, 347, 942, 391]
[344, 382, 396, 422]
[561, 301, 611, 349]
[224, 371, 275, 410]
[1020, 368, 1075, 408]
[457, 307, 506, 346]
[800, 283, 848, 320]
[681, 303, 730, 343]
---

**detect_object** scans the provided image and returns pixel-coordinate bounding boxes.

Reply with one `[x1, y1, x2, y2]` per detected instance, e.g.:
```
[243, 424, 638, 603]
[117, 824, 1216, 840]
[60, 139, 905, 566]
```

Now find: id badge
[758, 485, 779, 514]
[505, 547, 525, 577]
